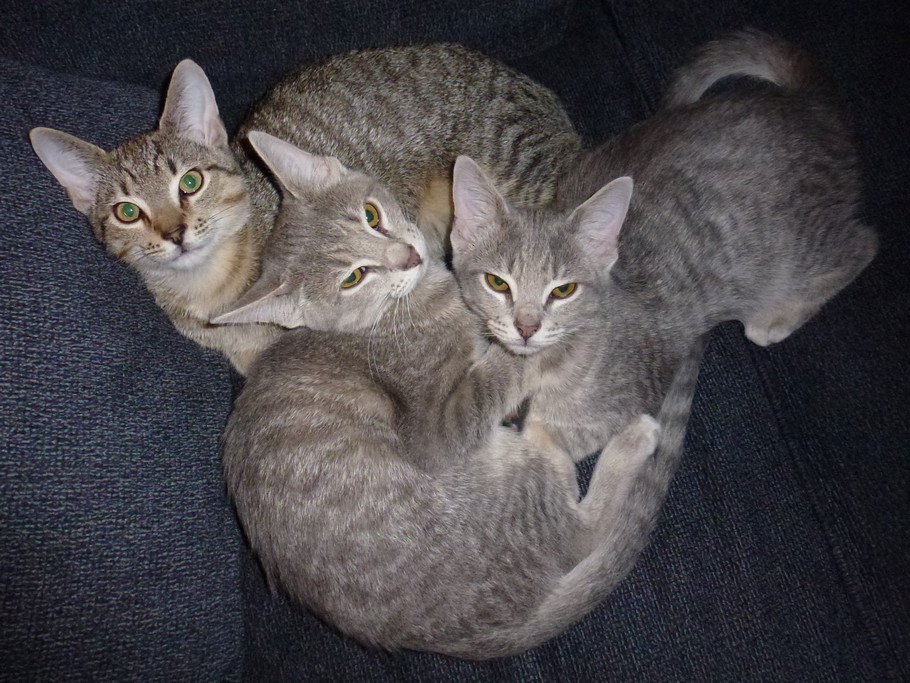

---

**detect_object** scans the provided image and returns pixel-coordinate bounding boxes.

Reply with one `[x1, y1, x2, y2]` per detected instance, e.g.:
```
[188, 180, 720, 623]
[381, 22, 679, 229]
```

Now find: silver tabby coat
[218, 132, 705, 657]
[30, 44, 581, 373]
[451, 30, 878, 461]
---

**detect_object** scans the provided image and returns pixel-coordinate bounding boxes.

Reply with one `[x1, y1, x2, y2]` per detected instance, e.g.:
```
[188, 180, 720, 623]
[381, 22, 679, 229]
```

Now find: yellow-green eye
[551, 282, 578, 299]
[341, 267, 366, 289]
[179, 169, 203, 194]
[114, 202, 141, 223]
[364, 202, 380, 229]
[485, 273, 510, 293]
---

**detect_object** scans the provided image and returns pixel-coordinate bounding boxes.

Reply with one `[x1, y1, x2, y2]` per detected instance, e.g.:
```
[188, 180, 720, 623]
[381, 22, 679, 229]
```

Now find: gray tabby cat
[219, 129, 706, 656]
[451, 30, 877, 460]
[29, 44, 581, 373]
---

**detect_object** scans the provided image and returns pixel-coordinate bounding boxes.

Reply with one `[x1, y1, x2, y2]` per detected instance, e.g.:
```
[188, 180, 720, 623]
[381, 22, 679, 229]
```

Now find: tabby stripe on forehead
[150, 139, 164, 167]
[119, 181, 130, 196]
[123, 166, 138, 182]
[166, 158, 177, 174]
[205, 163, 240, 176]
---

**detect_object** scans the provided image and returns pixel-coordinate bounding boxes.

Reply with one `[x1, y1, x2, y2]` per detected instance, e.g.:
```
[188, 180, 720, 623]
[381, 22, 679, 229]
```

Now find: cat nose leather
[514, 317, 541, 340]
[161, 223, 187, 246]
[404, 245, 422, 270]
[385, 242, 422, 270]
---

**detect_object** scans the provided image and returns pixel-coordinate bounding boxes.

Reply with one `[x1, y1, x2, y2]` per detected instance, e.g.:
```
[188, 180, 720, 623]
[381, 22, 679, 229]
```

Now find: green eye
[551, 282, 578, 299]
[114, 202, 141, 223]
[485, 273, 510, 293]
[341, 267, 366, 289]
[179, 169, 203, 194]
[364, 202, 380, 229]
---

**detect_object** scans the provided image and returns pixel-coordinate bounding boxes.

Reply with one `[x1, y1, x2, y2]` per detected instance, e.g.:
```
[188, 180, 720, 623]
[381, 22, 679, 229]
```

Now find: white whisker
[366, 293, 390, 381]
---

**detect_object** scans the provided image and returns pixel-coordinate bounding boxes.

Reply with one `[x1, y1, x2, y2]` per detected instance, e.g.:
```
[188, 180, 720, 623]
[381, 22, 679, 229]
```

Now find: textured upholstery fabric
[1, 0, 907, 680]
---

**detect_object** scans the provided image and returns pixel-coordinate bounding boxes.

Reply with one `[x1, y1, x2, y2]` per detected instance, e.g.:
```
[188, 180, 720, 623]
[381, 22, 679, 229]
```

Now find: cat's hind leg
[744, 220, 877, 346]
[744, 300, 823, 346]
[577, 415, 660, 537]
[416, 176, 454, 259]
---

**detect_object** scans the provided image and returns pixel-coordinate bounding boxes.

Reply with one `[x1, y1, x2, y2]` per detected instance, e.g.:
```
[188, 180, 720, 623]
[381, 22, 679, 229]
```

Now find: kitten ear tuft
[570, 176, 633, 271]
[29, 127, 107, 215]
[211, 275, 305, 328]
[160, 59, 229, 150]
[451, 156, 506, 253]
[247, 131, 346, 198]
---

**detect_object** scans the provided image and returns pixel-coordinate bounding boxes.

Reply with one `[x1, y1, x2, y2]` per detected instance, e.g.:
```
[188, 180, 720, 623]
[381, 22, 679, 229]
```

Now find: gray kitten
[451, 30, 877, 460]
[29, 45, 581, 373]
[219, 131, 706, 656]
[217, 131, 525, 464]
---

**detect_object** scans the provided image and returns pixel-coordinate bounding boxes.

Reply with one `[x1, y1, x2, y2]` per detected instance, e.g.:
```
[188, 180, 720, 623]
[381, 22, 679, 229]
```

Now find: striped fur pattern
[239, 44, 582, 252]
[451, 31, 877, 460]
[29, 44, 581, 373]
[222, 226, 704, 657]
[218, 136, 706, 656]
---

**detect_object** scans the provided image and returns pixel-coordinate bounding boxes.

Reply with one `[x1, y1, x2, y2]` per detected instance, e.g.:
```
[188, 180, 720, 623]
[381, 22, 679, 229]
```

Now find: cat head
[211, 132, 428, 332]
[30, 60, 250, 275]
[451, 156, 632, 356]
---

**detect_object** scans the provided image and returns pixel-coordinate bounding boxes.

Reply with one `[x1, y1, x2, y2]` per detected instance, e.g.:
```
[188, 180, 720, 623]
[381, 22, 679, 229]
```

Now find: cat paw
[744, 304, 813, 347]
[613, 415, 661, 461]
[523, 420, 560, 453]
[744, 321, 796, 347]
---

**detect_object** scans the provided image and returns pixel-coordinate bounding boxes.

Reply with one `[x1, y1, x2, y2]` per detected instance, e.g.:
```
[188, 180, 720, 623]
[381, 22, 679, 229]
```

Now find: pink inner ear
[211, 277, 294, 326]
[573, 177, 633, 270]
[161, 60, 228, 149]
[452, 156, 502, 249]
[247, 131, 344, 196]
[29, 129, 105, 215]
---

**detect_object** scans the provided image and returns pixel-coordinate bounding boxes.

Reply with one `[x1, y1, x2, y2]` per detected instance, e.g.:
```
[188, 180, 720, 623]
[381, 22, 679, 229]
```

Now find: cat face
[30, 60, 250, 275]
[451, 156, 632, 356]
[212, 132, 428, 333]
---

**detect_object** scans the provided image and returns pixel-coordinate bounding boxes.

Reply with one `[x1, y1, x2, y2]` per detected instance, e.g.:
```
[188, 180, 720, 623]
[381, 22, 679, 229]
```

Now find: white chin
[504, 341, 544, 356]
[166, 239, 218, 270]
[167, 250, 208, 270]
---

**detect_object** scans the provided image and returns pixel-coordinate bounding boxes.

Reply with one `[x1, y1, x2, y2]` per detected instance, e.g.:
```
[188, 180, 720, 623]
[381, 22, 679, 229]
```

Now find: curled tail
[445, 336, 707, 659]
[664, 29, 836, 108]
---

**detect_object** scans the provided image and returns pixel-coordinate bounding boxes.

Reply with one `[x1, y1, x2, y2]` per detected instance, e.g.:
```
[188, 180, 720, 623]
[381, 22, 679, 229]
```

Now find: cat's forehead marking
[114, 132, 209, 179]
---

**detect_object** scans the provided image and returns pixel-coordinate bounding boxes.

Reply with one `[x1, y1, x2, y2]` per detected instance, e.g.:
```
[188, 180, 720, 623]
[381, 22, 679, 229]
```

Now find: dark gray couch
[2, 0, 907, 680]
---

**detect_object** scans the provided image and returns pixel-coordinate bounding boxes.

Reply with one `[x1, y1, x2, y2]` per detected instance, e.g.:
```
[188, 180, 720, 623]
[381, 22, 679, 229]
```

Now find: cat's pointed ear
[159, 59, 229, 150]
[211, 275, 305, 328]
[29, 127, 107, 215]
[570, 176, 633, 271]
[451, 156, 507, 253]
[246, 131, 346, 198]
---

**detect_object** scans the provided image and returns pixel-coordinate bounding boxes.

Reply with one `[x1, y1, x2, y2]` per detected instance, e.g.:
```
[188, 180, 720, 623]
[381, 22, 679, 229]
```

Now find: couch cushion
[0, 0, 572, 132]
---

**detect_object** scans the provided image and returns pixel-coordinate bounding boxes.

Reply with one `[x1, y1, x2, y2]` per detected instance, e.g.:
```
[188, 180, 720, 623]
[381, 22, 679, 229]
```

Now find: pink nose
[514, 319, 540, 340]
[404, 245, 422, 270]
